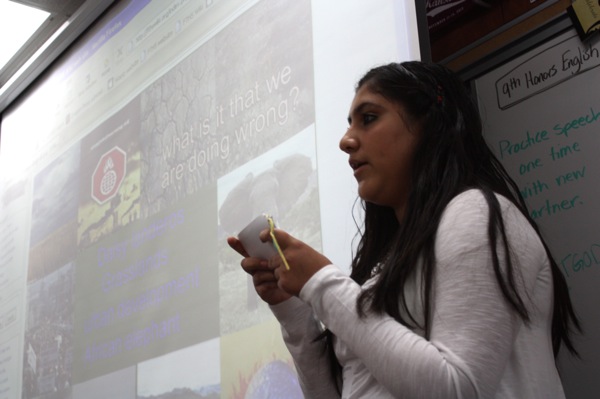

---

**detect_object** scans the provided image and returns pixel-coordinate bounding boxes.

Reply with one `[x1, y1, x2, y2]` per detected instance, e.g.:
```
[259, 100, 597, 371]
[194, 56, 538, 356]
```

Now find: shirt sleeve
[270, 296, 341, 398]
[299, 190, 541, 398]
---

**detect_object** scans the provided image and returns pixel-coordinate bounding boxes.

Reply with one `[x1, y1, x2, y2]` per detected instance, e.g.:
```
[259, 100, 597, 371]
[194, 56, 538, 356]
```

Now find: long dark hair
[347, 61, 580, 356]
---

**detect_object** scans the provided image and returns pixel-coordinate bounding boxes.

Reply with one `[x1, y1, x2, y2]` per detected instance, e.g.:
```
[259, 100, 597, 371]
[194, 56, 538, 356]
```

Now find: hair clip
[436, 85, 444, 105]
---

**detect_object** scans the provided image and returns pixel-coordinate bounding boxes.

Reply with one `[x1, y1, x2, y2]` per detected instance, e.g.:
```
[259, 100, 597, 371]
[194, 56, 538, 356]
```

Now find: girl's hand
[260, 228, 332, 296]
[227, 236, 292, 305]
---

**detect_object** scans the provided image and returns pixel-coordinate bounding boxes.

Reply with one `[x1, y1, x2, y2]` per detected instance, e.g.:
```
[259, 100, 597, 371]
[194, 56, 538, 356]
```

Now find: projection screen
[0, 1, 420, 397]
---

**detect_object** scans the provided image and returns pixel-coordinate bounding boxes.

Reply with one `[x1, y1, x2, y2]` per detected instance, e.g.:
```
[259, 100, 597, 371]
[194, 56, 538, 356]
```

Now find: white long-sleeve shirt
[271, 189, 565, 398]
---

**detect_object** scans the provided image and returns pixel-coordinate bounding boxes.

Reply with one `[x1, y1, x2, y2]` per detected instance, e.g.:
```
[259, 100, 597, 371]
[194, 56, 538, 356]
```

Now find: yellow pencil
[266, 215, 290, 270]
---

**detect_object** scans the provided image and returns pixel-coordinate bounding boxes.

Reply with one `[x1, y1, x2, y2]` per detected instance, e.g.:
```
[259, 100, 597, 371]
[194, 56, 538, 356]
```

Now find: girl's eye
[363, 114, 377, 125]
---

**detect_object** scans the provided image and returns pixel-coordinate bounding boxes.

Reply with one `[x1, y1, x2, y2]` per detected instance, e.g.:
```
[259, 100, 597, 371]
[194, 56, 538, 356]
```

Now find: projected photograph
[218, 128, 322, 335]
[137, 339, 220, 399]
[213, 0, 315, 172]
[77, 98, 142, 249]
[22, 262, 75, 399]
[139, 39, 218, 218]
[221, 320, 302, 399]
[28, 144, 80, 282]
[140, 0, 315, 221]
[72, 366, 136, 399]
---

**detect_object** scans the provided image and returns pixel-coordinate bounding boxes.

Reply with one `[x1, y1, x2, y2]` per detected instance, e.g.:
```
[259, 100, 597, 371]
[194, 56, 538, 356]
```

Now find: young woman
[228, 61, 580, 398]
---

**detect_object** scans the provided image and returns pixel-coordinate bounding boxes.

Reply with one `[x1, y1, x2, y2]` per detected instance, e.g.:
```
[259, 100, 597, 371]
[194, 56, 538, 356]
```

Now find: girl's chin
[357, 186, 397, 210]
[357, 185, 377, 204]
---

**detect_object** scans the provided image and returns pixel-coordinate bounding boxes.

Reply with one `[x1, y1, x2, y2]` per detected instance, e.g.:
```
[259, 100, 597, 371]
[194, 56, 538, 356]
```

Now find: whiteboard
[474, 30, 600, 399]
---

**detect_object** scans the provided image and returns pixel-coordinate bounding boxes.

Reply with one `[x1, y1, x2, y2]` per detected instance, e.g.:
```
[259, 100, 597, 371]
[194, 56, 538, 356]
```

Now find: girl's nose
[339, 131, 358, 153]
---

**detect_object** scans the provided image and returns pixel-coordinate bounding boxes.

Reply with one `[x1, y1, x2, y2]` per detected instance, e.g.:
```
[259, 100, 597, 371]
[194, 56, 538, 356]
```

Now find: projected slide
[0, 0, 419, 398]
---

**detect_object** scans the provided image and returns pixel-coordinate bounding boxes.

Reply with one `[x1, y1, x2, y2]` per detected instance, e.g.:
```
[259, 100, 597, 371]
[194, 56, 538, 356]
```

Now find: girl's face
[340, 85, 419, 220]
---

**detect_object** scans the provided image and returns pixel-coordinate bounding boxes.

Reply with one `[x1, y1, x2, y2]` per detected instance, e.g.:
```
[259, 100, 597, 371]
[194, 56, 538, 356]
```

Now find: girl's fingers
[253, 270, 277, 285]
[259, 227, 288, 246]
[227, 236, 249, 257]
[267, 256, 279, 270]
[240, 257, 268, 274]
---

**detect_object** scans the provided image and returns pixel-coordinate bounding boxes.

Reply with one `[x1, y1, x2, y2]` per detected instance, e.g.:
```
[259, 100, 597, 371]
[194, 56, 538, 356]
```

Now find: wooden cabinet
[427, 0, 571, 71]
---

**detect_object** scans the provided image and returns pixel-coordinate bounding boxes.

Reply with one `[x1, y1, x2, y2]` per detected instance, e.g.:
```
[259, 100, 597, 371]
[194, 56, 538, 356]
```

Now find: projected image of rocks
[217, 128, 322, 335]
[139, 0, 315, 220]
[139, 40, 218, 219]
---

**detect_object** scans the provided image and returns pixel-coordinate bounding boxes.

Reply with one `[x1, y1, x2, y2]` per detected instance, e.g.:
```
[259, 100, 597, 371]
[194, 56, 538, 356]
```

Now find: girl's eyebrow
[347, 101, 383, 124]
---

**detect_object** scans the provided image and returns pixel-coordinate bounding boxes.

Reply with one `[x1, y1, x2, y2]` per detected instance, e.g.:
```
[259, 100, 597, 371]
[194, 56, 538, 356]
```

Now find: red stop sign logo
[91, 146, 126, 205]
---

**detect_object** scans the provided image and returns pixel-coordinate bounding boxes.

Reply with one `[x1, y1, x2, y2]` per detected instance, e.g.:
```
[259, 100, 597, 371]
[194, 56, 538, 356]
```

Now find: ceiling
[0, 0, 115, 113]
